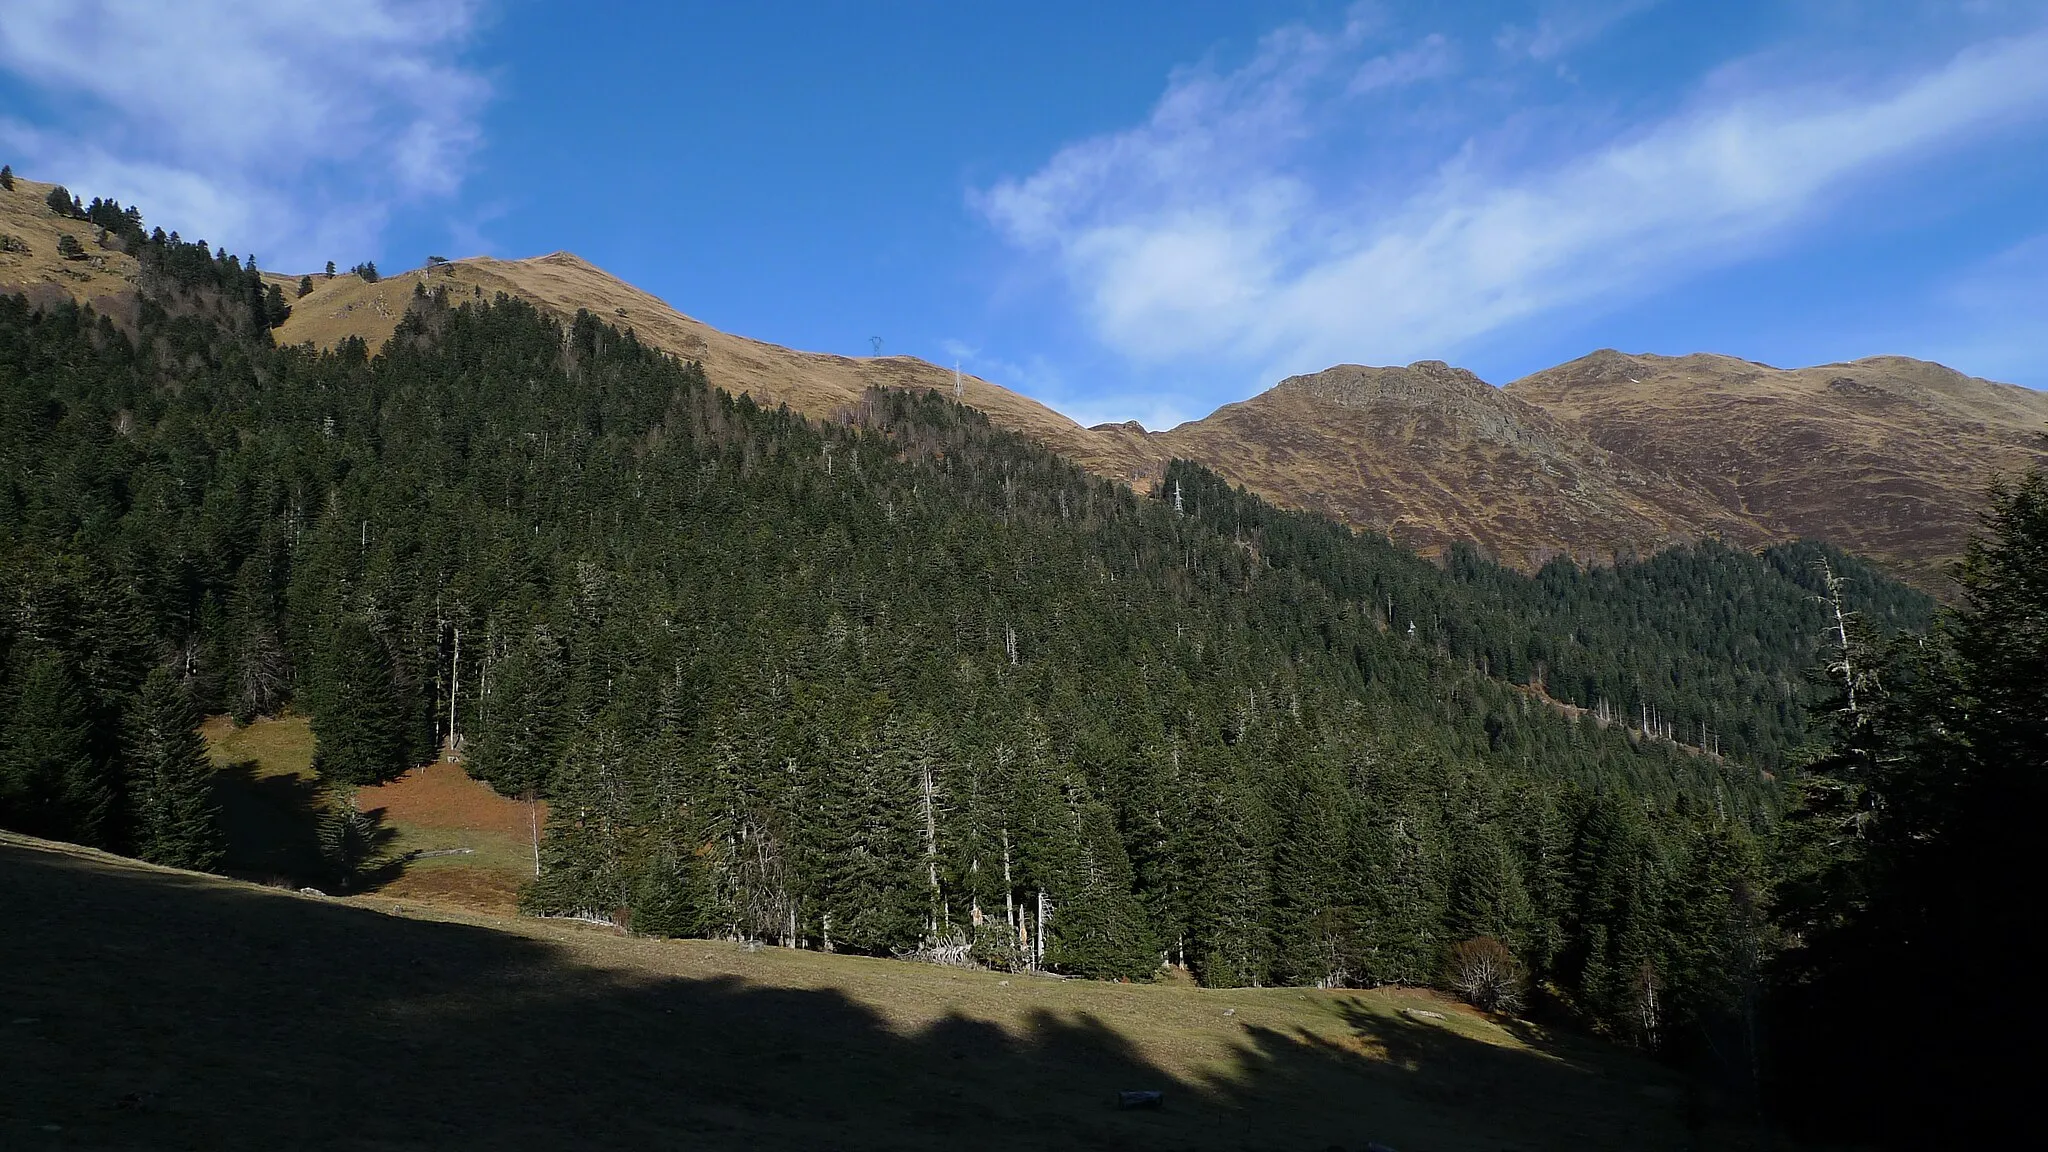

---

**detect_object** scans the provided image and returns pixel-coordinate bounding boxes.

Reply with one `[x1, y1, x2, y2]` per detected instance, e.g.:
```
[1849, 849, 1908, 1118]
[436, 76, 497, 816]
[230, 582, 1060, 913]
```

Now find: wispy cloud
[1494, 0, 1659, 63]
[0, 0, 490, 269]
[977, 15, 2048, 390]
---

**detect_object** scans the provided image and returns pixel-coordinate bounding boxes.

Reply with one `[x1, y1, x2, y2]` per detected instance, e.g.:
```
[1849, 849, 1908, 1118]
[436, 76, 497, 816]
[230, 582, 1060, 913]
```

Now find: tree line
[1, 183, 2029, 1142]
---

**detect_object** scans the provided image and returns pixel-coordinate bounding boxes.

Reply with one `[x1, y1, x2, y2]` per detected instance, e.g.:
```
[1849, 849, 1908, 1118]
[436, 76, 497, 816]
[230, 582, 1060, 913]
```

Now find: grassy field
[0, 831, 1774, 1152]
[199, 715, 539, 911]
[42, 716, 1789, 1149]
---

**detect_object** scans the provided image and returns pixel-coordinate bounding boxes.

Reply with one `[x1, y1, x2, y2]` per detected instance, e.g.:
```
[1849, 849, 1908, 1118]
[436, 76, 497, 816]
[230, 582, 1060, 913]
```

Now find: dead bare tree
[1815, 558, 1859, 714]
[1447, 936, 1525, 1013]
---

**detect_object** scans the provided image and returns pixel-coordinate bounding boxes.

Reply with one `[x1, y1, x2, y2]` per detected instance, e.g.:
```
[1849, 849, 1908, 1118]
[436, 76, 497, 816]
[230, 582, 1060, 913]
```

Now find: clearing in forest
[200, 714, 539, 912]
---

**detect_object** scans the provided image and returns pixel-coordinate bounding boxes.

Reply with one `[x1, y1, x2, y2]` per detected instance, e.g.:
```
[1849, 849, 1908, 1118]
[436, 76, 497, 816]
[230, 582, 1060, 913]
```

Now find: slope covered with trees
[1, 189, 1963, 1077]
[1765, 466, 2047, 1142]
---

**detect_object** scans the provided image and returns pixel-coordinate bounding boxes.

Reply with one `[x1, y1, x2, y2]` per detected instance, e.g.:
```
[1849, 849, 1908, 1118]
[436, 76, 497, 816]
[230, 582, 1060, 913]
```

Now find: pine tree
[45, 185, 73, 216]
[264, 283, 290, 327]
[227, 554, 291, 723]
[308, 618, 406, 785]
[1266, 756, 1353, 986]
[297, 274, 314, 298]
[0, 657, 109, 844]
[124, 667, 224, 870]
[324, 260, 336, 278]
[1046, 796, 1156, 979]
[0, 164, 14, 191]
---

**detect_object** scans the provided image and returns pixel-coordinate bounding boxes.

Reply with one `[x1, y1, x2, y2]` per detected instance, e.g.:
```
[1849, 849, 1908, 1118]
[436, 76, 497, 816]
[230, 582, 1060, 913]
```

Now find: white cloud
[1495, 0, 1659, 62]
[978, 19, 2048, 386]
[0, 0, 489, 269]
[1350, 34, 1454, 94]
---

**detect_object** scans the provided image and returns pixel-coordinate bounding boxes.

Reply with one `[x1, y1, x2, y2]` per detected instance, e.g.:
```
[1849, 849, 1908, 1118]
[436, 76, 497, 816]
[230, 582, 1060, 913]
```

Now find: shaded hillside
[1, 832, 1747, 1152]
[1506, 350, 2048, 586]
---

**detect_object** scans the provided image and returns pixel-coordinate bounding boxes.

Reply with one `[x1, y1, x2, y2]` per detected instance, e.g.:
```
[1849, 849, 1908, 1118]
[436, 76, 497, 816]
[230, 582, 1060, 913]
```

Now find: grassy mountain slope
[1144, 361, 1767, 568]
[269, 251, 1165, 483]
[8, 168, 2039, 584]
[1, 830, 1737, 1151]
[0, 177, 143, 312]
[1505, 350, 2048, 586]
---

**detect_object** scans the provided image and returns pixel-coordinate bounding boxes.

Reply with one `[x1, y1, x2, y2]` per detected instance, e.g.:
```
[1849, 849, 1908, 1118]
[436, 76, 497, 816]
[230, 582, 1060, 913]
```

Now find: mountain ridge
[6, 171, 2042, 585]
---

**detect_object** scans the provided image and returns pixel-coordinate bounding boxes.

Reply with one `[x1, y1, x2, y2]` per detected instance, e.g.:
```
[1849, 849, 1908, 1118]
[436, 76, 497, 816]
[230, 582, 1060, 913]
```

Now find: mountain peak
[1274, 360, 1495, 409]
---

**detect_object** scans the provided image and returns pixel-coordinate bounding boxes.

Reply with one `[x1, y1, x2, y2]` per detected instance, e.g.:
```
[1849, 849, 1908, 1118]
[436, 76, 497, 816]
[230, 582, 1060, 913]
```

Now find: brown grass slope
[1506, 350, 2048, 585]
[270, 252, 1166, 483]
[0, 176, 142, 313]
[13, 165, 2041, 582]
[1146, 361, 1769, 568]
[1, 830, 1758, 1151]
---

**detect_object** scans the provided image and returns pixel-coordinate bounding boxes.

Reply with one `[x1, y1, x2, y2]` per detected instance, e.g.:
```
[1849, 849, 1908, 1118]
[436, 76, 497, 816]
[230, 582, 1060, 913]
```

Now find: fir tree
[812, 728, 925, 955]
[226, 554, 291, 723]
[264, 283, 290, 327]
[1046, 796, 1156, 979]
[1, 164, 14, 190]
[0, 657, 109, 844]
[1769, 466, 2048, 1140]
[1266, 755, 1353, 986]
[525, 724, 637, 920]
[124, 667, 224, 870]
[307, 618, 406, 785]
[297, 274, 314, 298]
[467, 625, 566, 797]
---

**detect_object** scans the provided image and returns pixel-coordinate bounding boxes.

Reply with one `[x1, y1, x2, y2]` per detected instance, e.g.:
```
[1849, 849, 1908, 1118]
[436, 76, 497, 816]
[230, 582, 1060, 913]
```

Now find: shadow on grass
[0, 840, 1725, 1152]
[208, 758, 328, 885]
[207, 761, 401, 893]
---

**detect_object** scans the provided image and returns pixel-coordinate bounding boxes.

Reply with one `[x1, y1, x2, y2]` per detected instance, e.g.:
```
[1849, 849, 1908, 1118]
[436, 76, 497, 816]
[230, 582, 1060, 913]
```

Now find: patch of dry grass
[200, 714, 317, 780]
[0, 175, 143, 309]
[197, 716, 537, 909]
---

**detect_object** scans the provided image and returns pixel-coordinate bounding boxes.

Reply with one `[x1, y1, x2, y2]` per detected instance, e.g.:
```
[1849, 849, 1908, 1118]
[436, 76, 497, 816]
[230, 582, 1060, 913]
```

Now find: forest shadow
[1, 840, 1721, 1152]
[207, 758, 328, 885]
[206, 761, 400, 892]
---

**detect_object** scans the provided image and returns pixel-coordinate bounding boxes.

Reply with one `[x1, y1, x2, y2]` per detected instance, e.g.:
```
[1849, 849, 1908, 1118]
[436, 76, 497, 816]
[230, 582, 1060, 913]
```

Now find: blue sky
[2, 2, 2044, 428]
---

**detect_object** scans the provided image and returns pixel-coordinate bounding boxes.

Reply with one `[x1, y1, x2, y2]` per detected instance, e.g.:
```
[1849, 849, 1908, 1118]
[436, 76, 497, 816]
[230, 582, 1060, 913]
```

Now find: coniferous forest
[2, 192, 2039, 1144]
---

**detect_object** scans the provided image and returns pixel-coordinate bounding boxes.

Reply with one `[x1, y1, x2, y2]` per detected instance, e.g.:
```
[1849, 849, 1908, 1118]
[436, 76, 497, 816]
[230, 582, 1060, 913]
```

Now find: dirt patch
[354, 760, 544, 839]
[372, 860, 527, 917]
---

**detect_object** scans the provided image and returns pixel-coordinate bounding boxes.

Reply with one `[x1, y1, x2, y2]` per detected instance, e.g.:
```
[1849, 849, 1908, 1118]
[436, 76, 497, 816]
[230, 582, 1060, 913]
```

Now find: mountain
[267, 251, 1166, 484]
[0, 176, 144, 314]
[6, 171, 2042, 586]
[264, 247, 2044, 585]
[268, 251, 2046, 584]
[1139, 361, 1763, 569]
[1504, 350, 2048, 586]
